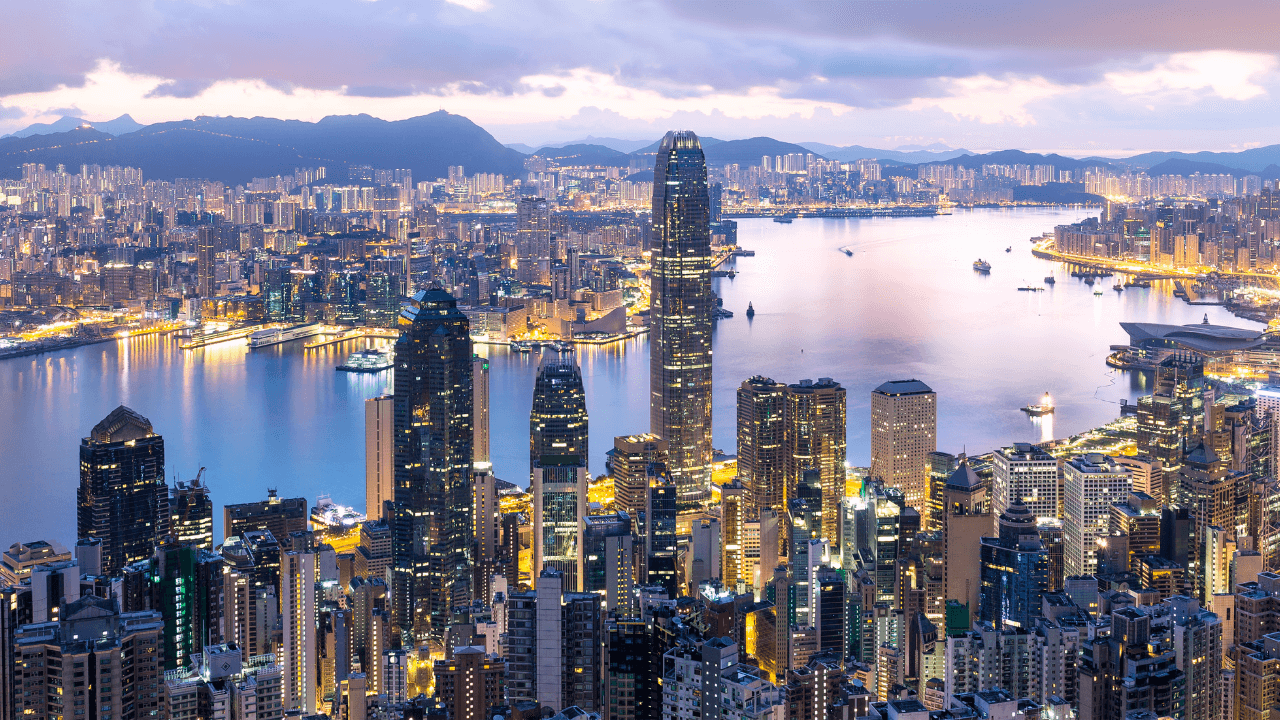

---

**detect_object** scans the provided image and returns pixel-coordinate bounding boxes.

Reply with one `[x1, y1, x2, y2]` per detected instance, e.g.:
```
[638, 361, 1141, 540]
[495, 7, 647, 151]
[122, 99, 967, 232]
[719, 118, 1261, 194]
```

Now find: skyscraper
[650, 130, 714, 501]
[870, 380, 937, 513]
[78, 405, 170, 575]
[391, 287, 474, 638]
[1063, 453, 1132, 578]
[170, 474, 213, 550]
[978, 499, 1050, 629]
[529, 354, 589, 481]
[196, 225, 216, 298]
[785, 378, 847, 544]
[473, 355, 490, 464]
[992, 443, 1059, 522]
[607, 433, 667, 519]
[365, 395, 394, 521]
[738, 375, 788, 517]
[516, 196, 551, 260]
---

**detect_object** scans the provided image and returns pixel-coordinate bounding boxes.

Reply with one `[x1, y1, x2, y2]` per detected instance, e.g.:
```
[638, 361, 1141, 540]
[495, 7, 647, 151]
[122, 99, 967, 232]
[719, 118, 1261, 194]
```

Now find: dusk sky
[4, 0, 1280, 154]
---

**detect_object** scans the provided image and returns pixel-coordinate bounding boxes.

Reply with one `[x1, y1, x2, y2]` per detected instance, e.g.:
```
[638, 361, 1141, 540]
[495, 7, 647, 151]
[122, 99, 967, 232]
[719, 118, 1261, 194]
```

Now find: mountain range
[5, 111, 1280, 182]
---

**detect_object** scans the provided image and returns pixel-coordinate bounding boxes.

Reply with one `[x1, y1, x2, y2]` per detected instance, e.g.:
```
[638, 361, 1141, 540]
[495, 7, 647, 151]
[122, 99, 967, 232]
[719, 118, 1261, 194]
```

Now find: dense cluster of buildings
[8, 130, 1280, 720]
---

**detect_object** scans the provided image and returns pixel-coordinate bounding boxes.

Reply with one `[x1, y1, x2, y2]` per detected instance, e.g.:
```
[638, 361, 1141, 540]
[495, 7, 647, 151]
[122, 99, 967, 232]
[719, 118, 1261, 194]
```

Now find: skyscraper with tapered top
[391, 286, 474, 640]
[650, 130, 714, 501]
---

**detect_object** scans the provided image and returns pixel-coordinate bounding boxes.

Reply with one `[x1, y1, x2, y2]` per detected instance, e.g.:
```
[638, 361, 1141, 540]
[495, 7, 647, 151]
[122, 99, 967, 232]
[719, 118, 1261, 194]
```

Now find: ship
[1005, 246, 1012, 252]
[973, 259, 991, 272]
[746, 302, 755, 318]
[510, 340, 534, 353]
[1017, 286, 1043, 292]
[1084, 276, 1095, 286]
[773, 215, 794, 223]
[1094, 289, 1104, 296]
[1113, 282, 1124, 291]
[337, 348, 394, 373]
[843, 248, 853, 256]
[1125, 280, 1152, 288]
[1044, 275, 1056, 285]
[248, 323, 324, 348]
[1021, 392, 1055, 416]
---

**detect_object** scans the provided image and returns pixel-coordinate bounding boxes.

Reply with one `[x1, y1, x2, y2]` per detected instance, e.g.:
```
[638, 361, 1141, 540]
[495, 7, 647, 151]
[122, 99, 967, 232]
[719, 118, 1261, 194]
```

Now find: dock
[179, 325, 263, 350]
[304, 327, 398, 349]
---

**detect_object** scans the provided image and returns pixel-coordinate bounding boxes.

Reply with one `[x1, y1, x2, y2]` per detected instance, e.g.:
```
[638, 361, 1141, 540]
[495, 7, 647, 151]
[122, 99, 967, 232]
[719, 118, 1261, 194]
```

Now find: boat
[337, 348, 393, 373]
[510, 340, 534, 353]
[1044, 276, 1055, 285]
[1094, 289, 1104, 296]
[1005, 246, 1012, 253]
[248, 323, 324, 348]
[1021, 392, 1055, 416]
[773, 215, 794, 224]
[1084, 276, 1095, 286]
[727, 269, 737, 278]
[843, 249, 853, 257]
[1113, 283, 1124, 292]
[973, 259, 991, 272]
[746, 302, 755, 319]
[547, 341, 574, 353]
[1017, 286, 1043, 292]
[1125, 280, 1152, 288]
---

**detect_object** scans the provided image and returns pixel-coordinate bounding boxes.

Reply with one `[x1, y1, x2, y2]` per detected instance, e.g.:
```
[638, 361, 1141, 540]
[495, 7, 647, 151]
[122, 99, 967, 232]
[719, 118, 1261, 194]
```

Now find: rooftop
[873, 379, 934, 396]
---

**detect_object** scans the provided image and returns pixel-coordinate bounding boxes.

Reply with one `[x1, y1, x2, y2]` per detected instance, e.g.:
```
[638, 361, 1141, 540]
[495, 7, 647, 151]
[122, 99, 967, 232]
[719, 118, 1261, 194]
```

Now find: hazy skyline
[4, 1, 1280, 155]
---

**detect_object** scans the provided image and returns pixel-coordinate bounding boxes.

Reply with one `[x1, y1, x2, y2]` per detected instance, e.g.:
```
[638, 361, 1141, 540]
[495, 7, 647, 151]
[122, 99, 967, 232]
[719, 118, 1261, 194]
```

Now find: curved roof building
[1120, 318, 1266, 356]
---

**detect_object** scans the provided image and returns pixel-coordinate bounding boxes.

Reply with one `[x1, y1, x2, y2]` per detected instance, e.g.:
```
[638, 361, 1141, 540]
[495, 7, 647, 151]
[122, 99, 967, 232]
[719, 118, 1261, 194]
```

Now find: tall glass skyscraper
[391, 287, 474, 639]
[529, 355, 589, 480]
[530, 355, 589, 590]
[650, 130, 714, 501]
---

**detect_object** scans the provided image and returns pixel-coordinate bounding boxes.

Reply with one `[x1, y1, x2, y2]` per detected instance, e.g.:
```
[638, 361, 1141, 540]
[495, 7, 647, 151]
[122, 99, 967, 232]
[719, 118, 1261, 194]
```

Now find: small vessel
[337, 348, 394, 373]
[510, 340, 534, 353]
[1094, 289, 1104, 296]
[746, 302, 755, 319]
[1084, 276, 1095, 286]
[1125, 280, 1152, 288]
[548, 340, 574, 353]
[973, 259, 991, 272]
[1018, 286, 1043, 292]
[843, 249, 853, 257]
[727, 269, 737, 278]
[1113, 283, 1124, 292]
[1005, 246, 1012, 253]
[1021, 392, 1055, 416]
[1044, 276, 1055, 285]
[773, 215, 794, 224]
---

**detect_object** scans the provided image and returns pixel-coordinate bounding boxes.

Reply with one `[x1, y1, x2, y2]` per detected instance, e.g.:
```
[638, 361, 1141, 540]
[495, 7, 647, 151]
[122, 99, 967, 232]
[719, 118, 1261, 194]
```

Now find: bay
[0, 207, 1259, 546]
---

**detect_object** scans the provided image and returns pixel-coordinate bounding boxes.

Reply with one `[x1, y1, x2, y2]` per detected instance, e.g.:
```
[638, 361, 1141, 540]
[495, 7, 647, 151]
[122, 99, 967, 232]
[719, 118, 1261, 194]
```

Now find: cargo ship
[1021, 392, 1055, 416]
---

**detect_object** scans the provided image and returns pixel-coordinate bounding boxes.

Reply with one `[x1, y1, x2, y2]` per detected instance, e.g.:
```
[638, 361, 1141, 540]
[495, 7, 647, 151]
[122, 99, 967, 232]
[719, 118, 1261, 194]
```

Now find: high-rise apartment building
[434, 646, 506, 720]
[78, 405, 170, 575]
[516, 197, 551, 260]
[281, 548, 319, 713]
[785, 378, 847, 544]
[170, 474, 213, 550]
[737, 376, 788, 516]
[607, 434, 667, 518]
[1063, 453, 1132, 578]
[650, 130, 714, 501]
[992, 443, 1059, 521]
[391, 287, 474, 637]
[870, 380, 937, 513]
[365, 395, 394, 520]
[196, 225, 216, 298]
[474, 355, 490, 464]
[721, 480, 748, 591]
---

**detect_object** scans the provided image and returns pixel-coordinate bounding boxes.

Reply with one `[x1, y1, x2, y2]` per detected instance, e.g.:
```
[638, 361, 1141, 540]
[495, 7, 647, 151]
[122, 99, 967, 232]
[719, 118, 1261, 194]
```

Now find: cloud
[1105, 52, 1277, 101]
[905, 75, 1070, 125]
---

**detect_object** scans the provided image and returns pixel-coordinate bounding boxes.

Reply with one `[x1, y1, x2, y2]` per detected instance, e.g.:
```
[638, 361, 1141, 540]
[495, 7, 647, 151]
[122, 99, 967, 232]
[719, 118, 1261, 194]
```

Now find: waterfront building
[737, 375, 788, 517]
[1136, 353, 1208, 465]
[224, 491, 308, 544]
[785, 378, 847, 545]
[870, 379, 937, 514]
[78, 405, 170, 575]
[13, 596, 164, 720]
[992, 442, 1059, 522]
[530, 354, 589, 481]
[979, 499, 1050, 629]
[170, 474, 213, 550]
[433, 646, 506, 720]
[1063, 453, 1132, 578]
[607, 433, 667, 519]
[474, 355, 490, 464]
[391, 286, 474, 637]
[650, 130, 714, 502]
[365, 395, 394, 520]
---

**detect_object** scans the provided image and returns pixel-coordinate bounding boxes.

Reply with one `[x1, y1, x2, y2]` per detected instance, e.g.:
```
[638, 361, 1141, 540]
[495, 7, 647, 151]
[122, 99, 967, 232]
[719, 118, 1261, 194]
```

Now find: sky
[3, 0, 1280, 154]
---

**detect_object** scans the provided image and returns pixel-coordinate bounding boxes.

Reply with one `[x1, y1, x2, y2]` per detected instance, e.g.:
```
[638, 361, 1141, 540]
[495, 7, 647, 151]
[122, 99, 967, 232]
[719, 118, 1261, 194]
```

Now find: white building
[992, 443, 1060, 521]
[1063, 454, 1132, 578]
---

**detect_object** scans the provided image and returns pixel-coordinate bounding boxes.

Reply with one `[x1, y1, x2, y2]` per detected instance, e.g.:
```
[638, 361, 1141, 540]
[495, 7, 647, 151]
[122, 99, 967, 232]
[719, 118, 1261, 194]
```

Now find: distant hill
[1121, 145, 1280, 173]
[0, 112, 525, 183]
[531, 143, 633, 167]
[2, 114, 143, 139]
[798, 142, 972, 164]
[517, 136, 653, 154]
[945, 149, 1115, 172]
[701, 137, 823, 167]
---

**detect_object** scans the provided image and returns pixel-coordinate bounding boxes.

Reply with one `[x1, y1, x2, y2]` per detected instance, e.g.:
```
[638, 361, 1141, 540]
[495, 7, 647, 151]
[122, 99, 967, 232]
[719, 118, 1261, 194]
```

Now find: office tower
[434, 647, 506, 720]
[78, 405, 169, 575]
[979, 499, 1050, 629]
[941, 460, 989, 615]
[473, 464, 499, 603]
[1109, 491, 1162, 572]
[530, 355, 589, 481]
[516, 197, 551, 259]
[1116, 454, 1165, 505]
[161, 646, 284, 720]
[650, 130, 714, 502]
[926, 451, 956, 532]
[813, 569, 848, 659]
[365, 395, 394, 520]
[391, 287, 474, 637]
[785, 378, 847, 544]
[170, 473, 213, 550]
[533, 460, 588, 591]
[604, 620, 663, 720]
[1137, 354, 1208, 464]
[721, 480, 747, 590]
[224, 490, 308, 543]
[687, 518, 721, 593]
[738, 376, 788, 516]
[197, 224, 215, 297]
[364, 272, 402, 328]
[152, 541, 226, 670]
[1063, 453, 1132, 577]
[474, 355, 490, 464]
[645, 479, 679, 596]
[870, 380, 937, 513]
[608, 434, 668, 519]
[582, 512, 634, 612]
[13, 597, 165, 720]
[282, 549, 319, 713]
[1174, 443, 1240, 596]
[992, 443, 1059, 521]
